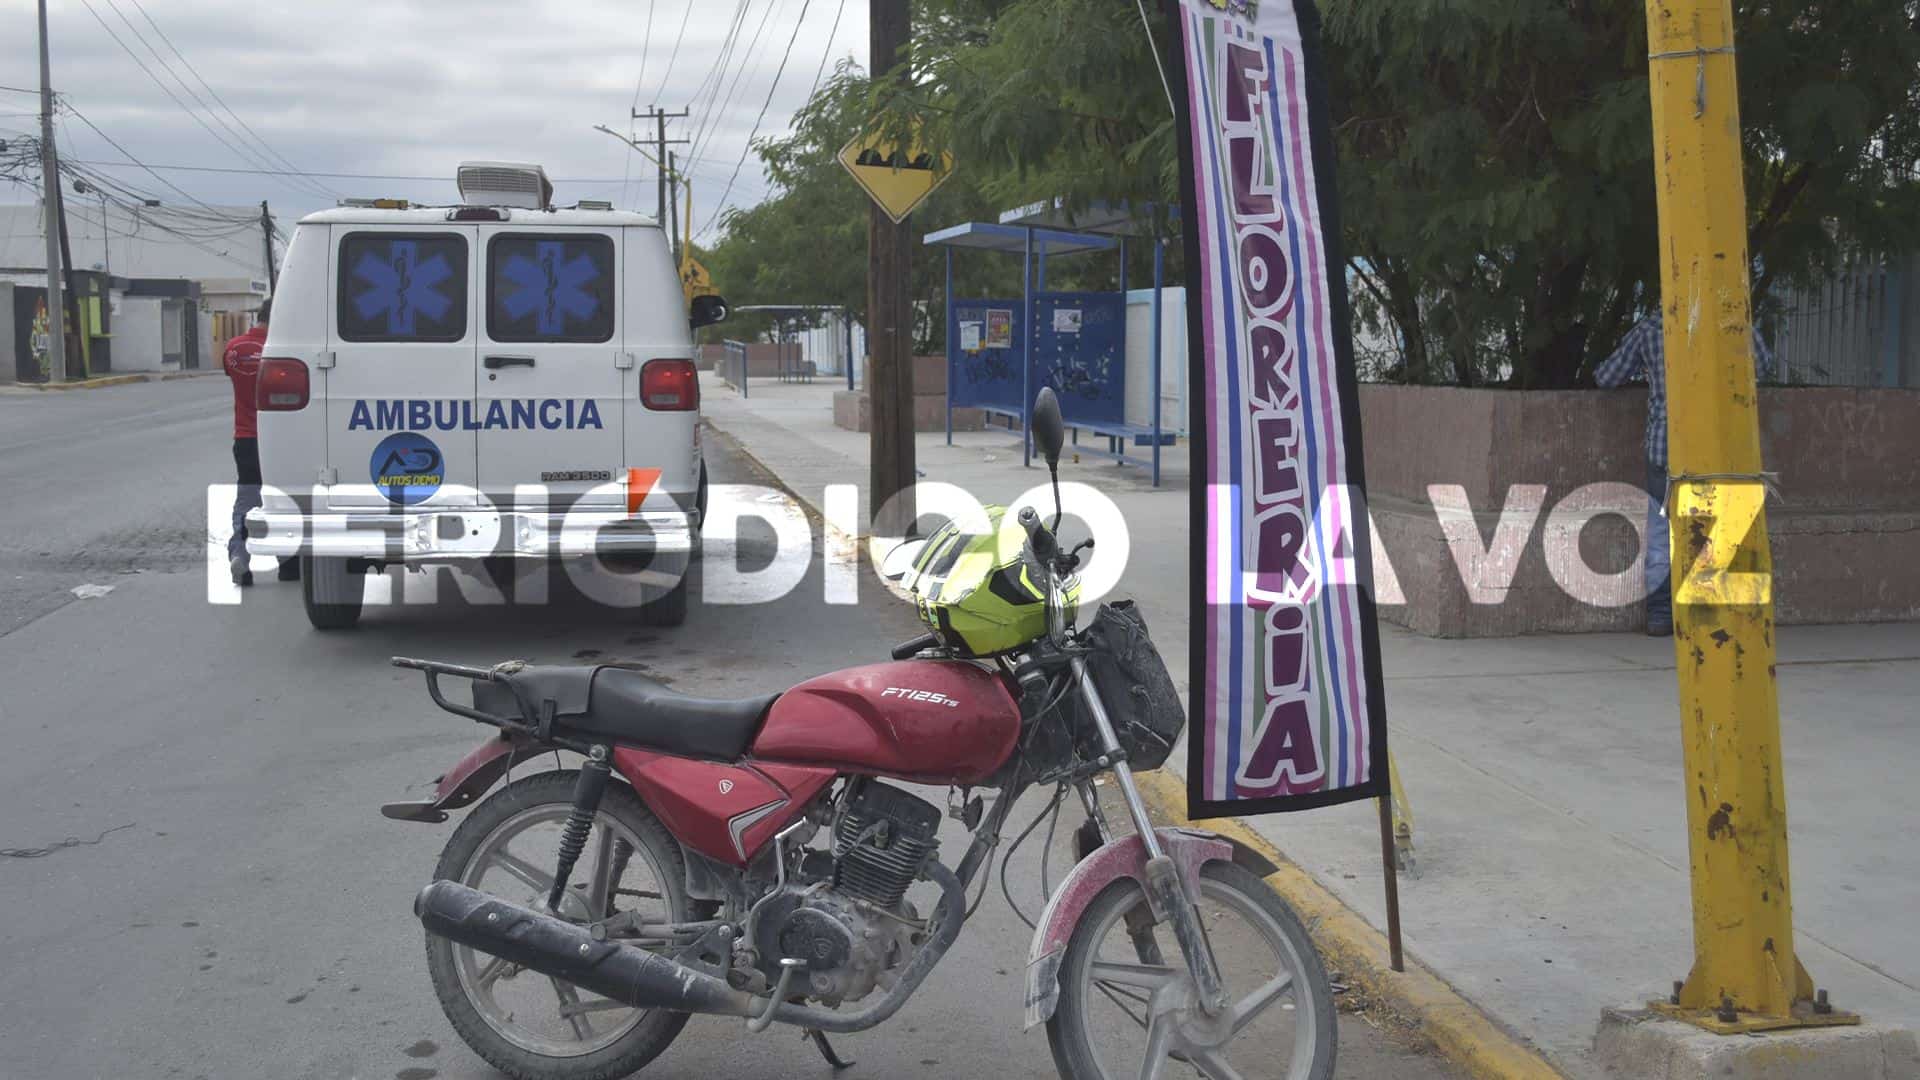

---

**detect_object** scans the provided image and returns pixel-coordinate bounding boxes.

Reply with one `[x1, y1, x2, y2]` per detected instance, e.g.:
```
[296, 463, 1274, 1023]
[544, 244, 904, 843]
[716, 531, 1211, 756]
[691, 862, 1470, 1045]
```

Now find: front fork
[1070, 657, 1229, 1015]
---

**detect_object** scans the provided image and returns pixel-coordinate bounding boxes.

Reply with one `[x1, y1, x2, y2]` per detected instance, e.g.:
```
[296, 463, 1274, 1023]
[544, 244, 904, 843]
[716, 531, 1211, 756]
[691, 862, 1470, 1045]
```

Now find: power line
[627, 0, 656, 118]
[76, 0, 333, 202]
[650, 0, 698, 106]
[122, 0, 344, 198]
[685, 0, 756, 158]
[58, 101, 225, 213]
[105, 0, 334, 201]
[806, 0, 852, 106]
[62, 202, 260, 273]
[620, 0, 660, 216]
[699, 0, 813, 237]
[62, 157, 676, 185]
[691, 0, 788, 165]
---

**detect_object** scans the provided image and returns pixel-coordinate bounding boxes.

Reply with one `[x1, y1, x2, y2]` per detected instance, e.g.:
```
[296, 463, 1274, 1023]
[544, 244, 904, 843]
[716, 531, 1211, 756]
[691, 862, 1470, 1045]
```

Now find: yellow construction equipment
[1639, 0, 1855, 1034]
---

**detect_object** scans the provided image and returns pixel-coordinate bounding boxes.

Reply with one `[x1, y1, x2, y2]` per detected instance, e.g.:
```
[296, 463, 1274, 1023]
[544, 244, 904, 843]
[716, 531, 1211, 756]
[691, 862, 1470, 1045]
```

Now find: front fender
[1023, 827, 1236, 1028]
[380, 734, 531, 823]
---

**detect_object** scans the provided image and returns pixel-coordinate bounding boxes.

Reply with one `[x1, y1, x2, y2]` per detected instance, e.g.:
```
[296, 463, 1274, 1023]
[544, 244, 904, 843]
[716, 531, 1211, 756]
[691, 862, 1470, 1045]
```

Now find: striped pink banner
[1171, 0, 1389, 817]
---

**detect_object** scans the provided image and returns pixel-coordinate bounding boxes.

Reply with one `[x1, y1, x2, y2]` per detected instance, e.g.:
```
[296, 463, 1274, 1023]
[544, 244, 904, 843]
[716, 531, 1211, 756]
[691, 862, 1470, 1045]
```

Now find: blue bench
[975, 407, 1172, 467]
[1068, 419, 1175, 467]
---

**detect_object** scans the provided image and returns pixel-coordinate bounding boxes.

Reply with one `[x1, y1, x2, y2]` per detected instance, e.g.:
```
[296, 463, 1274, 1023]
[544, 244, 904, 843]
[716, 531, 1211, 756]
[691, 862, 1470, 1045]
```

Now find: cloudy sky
[2, 0, 863, 242]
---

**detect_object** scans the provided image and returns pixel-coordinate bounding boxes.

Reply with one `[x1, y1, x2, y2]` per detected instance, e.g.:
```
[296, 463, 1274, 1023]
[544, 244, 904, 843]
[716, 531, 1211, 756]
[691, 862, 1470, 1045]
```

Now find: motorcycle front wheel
[424, 770, 694, 1080]
[1046, 860, 1337, 1080]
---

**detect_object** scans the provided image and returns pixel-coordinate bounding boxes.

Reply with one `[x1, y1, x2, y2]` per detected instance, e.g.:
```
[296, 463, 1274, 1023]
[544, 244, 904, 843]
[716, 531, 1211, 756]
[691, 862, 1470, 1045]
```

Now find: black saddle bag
[1081, 600, 1185, 771]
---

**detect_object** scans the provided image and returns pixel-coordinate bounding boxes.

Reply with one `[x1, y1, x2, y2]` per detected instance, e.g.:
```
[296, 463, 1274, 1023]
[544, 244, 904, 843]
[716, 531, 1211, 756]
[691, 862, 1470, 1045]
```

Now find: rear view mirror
[690, 294, 729, 329]
[1032, 387, 1066, 469]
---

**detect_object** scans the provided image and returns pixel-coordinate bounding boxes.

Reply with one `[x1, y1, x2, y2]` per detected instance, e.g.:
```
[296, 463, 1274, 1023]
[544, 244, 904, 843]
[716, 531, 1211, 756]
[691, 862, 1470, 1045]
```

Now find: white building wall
[1123, 286, 1187, 435]
[197, 309, 214, 369]
[111, 297, 166, 372]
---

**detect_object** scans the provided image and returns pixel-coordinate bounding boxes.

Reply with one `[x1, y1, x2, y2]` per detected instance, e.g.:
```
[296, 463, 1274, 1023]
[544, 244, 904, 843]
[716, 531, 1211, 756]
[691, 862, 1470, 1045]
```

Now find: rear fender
[1023, 827, 1238, 1028]
[381, 734, 533, 823]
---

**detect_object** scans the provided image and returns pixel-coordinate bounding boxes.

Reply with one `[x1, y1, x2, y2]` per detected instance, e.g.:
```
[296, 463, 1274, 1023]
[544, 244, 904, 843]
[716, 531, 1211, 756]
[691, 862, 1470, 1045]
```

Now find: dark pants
[230, 438, 295, 579]
[230, 437, 261, 563]
[1644, 457, 1671, 622]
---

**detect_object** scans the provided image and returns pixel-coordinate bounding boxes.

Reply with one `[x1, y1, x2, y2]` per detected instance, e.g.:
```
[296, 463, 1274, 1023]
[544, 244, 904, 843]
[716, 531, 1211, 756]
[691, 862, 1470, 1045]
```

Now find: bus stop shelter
[726, 304, 858, 395]
[925, 204, 1175, 485]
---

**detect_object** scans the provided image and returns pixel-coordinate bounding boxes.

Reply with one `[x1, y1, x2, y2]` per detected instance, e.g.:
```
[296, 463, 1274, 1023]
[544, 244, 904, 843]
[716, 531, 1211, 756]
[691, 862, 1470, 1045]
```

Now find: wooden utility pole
[261, 200, 277, 293]
[632, 106, 689, 232]
[867, 0, 915, 536]
[667, 151, 681, 264]
[37, 0, 67, 384]
[1641, 0, 1852, 1034]
[53, 176, 87, 377]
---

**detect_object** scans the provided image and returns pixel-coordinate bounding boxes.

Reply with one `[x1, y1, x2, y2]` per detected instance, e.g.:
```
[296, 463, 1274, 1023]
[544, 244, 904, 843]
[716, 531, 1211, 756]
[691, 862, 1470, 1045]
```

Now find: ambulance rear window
[337, 232, 469, 343]
[486, 234, 616, 344]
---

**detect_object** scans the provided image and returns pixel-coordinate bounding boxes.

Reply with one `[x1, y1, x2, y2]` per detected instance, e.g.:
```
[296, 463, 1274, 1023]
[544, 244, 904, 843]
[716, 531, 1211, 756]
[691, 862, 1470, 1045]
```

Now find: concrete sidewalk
[702, 373, 1920, 1078]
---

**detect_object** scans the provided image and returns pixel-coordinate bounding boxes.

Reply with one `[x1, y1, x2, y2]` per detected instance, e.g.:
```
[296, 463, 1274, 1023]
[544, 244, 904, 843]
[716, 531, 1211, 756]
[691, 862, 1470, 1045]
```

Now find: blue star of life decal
[352, 240, 455, 336]
[500, 242, 601, 336]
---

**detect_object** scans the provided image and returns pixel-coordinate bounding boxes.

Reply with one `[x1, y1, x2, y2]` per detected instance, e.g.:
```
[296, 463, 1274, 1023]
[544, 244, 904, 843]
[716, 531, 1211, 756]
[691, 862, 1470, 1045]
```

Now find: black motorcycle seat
[476, 665, 778, 761]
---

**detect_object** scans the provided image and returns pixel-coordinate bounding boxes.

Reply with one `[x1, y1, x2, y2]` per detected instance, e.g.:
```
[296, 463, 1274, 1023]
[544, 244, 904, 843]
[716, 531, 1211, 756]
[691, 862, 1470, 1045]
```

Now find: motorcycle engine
[748, 781, 941, 1006]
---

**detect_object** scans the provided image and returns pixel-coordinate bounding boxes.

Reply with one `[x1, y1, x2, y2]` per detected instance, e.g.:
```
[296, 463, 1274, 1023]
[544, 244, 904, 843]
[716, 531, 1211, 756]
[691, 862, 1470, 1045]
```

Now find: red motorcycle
[387, 391, 1335, 1080]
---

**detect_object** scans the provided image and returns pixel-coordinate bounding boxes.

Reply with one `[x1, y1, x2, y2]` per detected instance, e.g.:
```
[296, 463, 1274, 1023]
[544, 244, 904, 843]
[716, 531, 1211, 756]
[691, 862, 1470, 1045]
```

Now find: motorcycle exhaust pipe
[414, 879, 756, 1018]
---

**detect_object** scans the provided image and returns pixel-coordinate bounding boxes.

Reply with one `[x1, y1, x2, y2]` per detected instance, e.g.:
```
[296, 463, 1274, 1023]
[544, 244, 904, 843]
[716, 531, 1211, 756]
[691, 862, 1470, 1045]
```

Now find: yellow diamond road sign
[837, 128, 954, 224]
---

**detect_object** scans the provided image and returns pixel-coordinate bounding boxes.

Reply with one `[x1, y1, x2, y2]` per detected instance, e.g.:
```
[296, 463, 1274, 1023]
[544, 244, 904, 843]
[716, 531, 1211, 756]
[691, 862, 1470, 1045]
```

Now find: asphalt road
[0, 378, 1452, 1080]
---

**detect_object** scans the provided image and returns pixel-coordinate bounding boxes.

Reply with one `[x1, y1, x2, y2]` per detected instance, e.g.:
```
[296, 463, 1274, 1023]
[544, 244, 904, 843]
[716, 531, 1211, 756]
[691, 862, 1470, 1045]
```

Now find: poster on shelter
[1168, 0, 1389, 817]
[985, 309, 1013, 349]
[960, 321, 983, 352]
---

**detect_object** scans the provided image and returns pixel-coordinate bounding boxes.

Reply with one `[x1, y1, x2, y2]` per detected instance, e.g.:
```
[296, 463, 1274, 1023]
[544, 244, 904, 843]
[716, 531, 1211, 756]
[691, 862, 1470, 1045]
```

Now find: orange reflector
[626, 468, 661, 514]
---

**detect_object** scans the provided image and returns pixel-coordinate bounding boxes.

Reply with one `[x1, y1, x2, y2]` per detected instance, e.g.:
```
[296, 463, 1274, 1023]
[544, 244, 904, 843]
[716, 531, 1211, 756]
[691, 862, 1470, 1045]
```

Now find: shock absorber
[546, 745, 612, 913]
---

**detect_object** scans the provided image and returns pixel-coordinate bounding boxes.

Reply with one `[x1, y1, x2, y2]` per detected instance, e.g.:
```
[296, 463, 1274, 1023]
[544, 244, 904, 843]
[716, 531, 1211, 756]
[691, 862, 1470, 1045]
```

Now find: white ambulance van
[246, 162, 725, 630]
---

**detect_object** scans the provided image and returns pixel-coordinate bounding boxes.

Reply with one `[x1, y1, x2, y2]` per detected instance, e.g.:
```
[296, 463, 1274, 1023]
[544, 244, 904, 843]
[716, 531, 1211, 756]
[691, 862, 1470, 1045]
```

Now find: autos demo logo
[346, 398, 605, 432]
[370, 432, 445, 506]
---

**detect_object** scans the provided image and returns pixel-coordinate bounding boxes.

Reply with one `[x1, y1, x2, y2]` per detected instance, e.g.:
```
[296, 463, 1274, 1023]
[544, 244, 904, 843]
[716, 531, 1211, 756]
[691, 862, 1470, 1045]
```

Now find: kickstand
[806, 1028, 855, 1070]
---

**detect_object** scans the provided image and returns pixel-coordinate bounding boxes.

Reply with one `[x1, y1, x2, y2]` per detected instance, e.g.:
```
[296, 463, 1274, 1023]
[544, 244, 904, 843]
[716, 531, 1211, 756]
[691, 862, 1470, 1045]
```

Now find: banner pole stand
[1377, 794, 1405, 972]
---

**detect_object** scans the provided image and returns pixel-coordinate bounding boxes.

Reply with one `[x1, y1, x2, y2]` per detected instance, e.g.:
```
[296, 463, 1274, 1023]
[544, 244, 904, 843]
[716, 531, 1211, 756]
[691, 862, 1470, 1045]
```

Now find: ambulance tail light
[641, 359, 698, 411]
[258, 358, 310, 411]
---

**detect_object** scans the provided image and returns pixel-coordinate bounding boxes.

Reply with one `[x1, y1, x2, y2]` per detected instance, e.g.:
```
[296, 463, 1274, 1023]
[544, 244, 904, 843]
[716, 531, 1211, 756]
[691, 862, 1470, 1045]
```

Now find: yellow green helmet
[898, 505, 1080, 657]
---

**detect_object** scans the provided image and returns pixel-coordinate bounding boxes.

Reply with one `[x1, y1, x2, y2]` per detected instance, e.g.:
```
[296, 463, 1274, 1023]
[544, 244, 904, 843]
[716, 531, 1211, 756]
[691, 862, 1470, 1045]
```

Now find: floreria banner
[1168, 0, 1390, 817]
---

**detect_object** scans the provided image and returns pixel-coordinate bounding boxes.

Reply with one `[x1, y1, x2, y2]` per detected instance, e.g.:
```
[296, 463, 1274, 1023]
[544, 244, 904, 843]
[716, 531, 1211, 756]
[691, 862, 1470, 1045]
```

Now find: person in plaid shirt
[1595, 311, 1773, 636]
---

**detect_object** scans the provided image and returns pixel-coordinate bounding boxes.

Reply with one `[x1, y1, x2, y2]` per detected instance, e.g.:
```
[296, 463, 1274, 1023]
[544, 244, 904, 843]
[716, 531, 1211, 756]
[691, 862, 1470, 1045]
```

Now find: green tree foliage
[708, 1, 1917, 386]
[1326, 0, 1920, 387]
[702, 62, 1011, 353]
[908, 0, 1182, 216]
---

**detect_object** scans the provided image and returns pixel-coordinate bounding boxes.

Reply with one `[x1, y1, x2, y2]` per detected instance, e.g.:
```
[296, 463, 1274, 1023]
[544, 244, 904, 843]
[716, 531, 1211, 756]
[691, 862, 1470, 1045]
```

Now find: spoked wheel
[1047, 861, 1336, 1080]
[425, 771, 694, 1080]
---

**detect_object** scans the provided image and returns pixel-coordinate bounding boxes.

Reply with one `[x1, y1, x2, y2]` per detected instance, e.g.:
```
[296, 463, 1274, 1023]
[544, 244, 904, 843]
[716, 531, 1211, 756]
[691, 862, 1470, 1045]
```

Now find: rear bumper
[245, 506, 696, 563]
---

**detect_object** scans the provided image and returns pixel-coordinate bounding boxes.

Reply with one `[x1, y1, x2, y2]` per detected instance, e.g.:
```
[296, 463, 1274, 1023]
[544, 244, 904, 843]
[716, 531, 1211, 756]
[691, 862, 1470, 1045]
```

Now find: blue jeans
[1645, 457, 1671, 622]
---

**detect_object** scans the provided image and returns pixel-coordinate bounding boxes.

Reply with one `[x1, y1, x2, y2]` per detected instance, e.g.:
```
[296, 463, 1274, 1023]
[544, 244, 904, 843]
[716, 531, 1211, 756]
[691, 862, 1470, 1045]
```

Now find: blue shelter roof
[921, 221, 1117, 257]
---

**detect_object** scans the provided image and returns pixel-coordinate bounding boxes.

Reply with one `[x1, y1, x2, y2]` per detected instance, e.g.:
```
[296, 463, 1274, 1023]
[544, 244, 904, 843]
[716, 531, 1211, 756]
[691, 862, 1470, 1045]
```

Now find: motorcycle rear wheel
[1046, 861, 1336, 1080]
[425, 770, 693, 1080]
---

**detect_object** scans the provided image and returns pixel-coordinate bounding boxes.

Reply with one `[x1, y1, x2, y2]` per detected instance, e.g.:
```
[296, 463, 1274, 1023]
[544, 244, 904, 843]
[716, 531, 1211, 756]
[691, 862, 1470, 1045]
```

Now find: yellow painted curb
[19, 370, 219, 391]
[26, 373, 148, 391]
[1134, 769, 1566, 1080]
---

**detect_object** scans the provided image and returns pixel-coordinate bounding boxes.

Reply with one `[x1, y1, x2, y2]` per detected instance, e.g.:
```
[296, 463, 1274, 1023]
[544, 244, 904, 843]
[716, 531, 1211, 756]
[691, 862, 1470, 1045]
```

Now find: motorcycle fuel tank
[752, 660, 1021, 784]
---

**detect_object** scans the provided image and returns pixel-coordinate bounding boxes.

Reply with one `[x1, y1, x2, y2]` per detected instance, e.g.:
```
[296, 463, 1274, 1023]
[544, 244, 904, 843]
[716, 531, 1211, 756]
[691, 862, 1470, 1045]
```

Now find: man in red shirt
[225, 298, 296, 585]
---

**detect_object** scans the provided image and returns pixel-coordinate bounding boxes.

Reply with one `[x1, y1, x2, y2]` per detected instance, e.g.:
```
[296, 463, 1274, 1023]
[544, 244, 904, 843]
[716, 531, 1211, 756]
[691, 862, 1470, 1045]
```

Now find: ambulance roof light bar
[456, 161, 553, 210]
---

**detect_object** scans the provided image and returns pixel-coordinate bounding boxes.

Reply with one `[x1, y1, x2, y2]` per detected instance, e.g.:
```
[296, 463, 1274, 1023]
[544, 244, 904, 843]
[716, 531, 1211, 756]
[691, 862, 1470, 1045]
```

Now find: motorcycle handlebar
[1017, 507, 1058, 563]
[891, 633, 939, 660]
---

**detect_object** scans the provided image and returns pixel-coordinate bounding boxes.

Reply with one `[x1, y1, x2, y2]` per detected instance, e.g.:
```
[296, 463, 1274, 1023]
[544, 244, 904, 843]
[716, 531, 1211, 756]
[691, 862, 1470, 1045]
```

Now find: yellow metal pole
[1641, 0, 1853, 1033]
